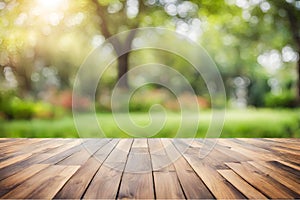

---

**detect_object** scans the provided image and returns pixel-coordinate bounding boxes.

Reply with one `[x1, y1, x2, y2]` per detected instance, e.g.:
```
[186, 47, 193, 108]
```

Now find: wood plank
[0, 152, 58, 181]
[218, 139, 278, 161]
[54, 158, 101, 199]
[264, 138, 300, 148]
[0, 164, 49, 196]
[0, 138, 299, 199]
[118, 172, 154, 199]
[185, 159, 245, 199]
[83, 165, 123, 199]
[218, 169, 267, 199]
[55, 140, 119, 199]
[153, 171, 185, 199]
[122, 139, 152, 173]
[39, 143, 83, 164]
[105, 139, 133, 164]
[21, 139, 67, 154]
[131, 138, 148, 148]
[248, 161, 300, 196]
[117, 139, 154, 199]
[213, 140, 252, 162]
[40, 139, 98, 164]
[226, 162, 295, 198]
[83, 139, 131, 199]
[148, 139, 185, 199]
[0, 138, 40, 149]
[240, 138, 300, 152]
[277, 160, 300, 171]
[148, 138, 175, 172]
[162, 139, 214, 199]
[260, 161, 300, 182]
[175, 139, 247, 166]
[57, 139, 109, 165]
[92, 139, 120, 163]
[0, 153, 32, 169]
[268, 160, 300, 177]
[41, 139, 81, 155]
[1, 165, 79, 199]
[173, 139, 245, 199]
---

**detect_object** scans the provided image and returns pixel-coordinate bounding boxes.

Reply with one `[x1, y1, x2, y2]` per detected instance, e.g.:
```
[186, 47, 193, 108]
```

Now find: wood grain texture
[117, 139, 154, 199]
[1, 165, 79, 199]
[218, 169, 267, 199]
[0, 164, 49, 196]
[162, 139, 214, 199]
[0, 138, 298, 199]
[226, 162, 296, 198]
[83, 139, 128, 199]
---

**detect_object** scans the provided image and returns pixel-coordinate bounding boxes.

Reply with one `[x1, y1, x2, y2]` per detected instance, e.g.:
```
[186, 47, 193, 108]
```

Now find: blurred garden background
[0, 0, 300, 138]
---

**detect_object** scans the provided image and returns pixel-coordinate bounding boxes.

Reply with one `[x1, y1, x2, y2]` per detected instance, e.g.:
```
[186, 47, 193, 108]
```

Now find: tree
[235, 0, 300, 104]
[0, 0, 93, 96]
[196, 0, 300, 106]
[90, 0, 199, 88]
[267, 1, 300, 103]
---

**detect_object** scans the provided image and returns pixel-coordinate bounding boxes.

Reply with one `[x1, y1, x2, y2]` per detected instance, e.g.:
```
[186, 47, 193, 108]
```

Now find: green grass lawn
[0, 109, 299, 138]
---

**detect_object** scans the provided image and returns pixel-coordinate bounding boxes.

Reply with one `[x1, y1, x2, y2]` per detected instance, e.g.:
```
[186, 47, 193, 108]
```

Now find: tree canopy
[0, 0, 299, 108]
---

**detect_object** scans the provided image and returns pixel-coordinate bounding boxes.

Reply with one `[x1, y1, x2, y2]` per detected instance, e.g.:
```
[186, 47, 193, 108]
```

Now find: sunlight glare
[35, 0, 67, 11]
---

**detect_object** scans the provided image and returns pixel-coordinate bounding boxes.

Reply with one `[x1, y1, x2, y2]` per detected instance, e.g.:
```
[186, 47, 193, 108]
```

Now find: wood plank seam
[158, 139, 187, 199]
[0, 138, 299, 199]
[79, 139, 121, 199]
[168, 139, 216, 199]
[113, 139, 134, 199]
[147, 138, 157, 199]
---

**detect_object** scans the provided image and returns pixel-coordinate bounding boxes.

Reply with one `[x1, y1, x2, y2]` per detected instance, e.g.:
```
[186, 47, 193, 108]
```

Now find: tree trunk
[285, 5, 300, 106]
[297, 58, 300, 105]
[93, 0, 138, 89]
[117, 53, 129, 88]
[111, 30, 137, 89]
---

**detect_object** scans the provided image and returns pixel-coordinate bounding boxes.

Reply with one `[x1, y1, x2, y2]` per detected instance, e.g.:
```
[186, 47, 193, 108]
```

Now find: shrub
[6, 97, 35, 120]
[129, 89, 170, 112]
[0, 90, 15, 114]
[0, 90, 67, 120]
[264, 92, 296, 108]
[33, 102, 54, 119]
[96, 89, 211, 112]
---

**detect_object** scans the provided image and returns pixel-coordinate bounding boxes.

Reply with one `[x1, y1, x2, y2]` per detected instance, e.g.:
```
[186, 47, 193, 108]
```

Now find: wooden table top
[0, 138, 299, 199]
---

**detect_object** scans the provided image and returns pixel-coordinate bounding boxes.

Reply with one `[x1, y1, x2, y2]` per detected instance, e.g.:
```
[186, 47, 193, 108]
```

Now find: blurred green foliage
[0, 109, 299, 138]
[0, 0, 299, 138]
[264, 91, 296, 108]
[0, 0, 299, 109]
[0, 90, 66, 120]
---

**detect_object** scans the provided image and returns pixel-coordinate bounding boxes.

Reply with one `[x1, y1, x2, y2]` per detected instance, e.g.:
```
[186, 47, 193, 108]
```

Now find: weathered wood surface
[0, 138, 299, 199]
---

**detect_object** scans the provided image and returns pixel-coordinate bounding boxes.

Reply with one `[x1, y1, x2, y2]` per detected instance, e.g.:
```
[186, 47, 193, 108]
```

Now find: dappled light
[0, 0, 300, 138]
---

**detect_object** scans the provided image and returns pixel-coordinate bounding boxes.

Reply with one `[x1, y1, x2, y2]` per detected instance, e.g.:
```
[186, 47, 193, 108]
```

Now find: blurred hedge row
[0, 90, 66, 120]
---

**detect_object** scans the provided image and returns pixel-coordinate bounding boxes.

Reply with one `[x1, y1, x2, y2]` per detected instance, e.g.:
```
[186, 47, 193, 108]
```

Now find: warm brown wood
[277, 160, 300, 171]
[186, 159, 245, 199]
[0, 138, 299, 199]
[149, 139, 185, 199]
[0, 153, 32, 169]
[218, 169, 267, 199]
[248, 161, 300, 196]
[162, 139, 214, 199]
[117, 139, 154, 199]
[55, 140, 116, 199]
[83, 139, 128, 199]
[148, 138, 175, 172]
[57, 139, 109, 165]
[1, 165, 79, 199]
[55, 156, 101, 199]
[0, 164, 49, 196]
[226, 162, 297, 198]
[153, 171, 185, 199]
